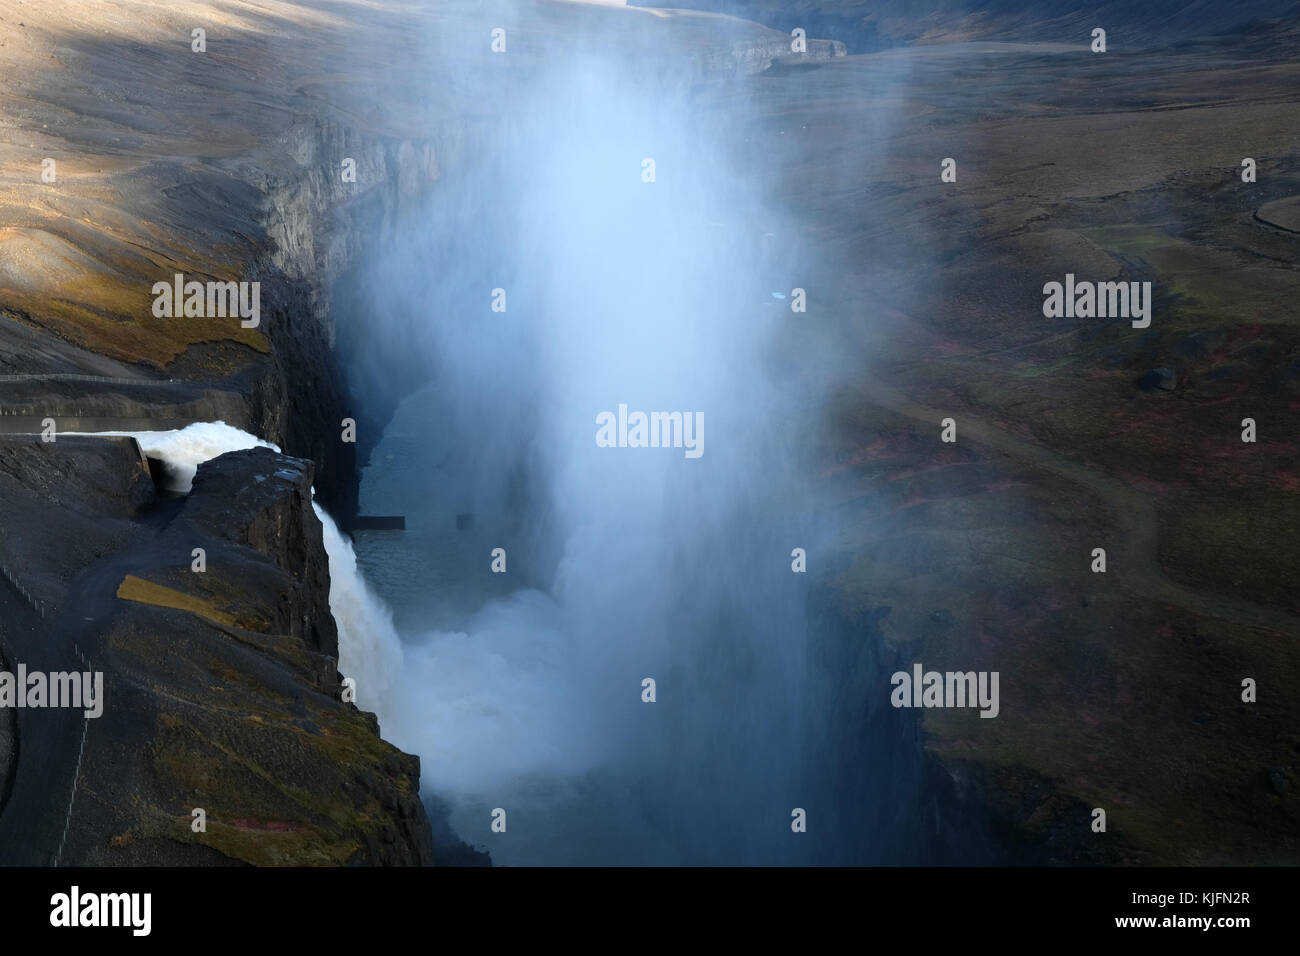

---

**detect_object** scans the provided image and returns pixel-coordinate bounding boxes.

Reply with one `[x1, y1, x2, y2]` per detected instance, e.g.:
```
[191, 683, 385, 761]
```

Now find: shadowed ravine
[1, 0, 1296, 868]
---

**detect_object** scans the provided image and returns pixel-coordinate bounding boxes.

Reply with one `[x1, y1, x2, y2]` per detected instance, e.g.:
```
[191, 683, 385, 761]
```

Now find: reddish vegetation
[891, 493, 934, 511]
[885, 458, 974, 482]
[983, 478, 1027, 494]
[933, 339, 978, 356]
[225, 819, 305, 833]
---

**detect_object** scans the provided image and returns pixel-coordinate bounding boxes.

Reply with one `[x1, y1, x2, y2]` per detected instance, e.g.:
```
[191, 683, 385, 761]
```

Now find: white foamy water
[70, 421, 278, 493]
[321, 492, 599, 820]
[313, 503, 404, 718]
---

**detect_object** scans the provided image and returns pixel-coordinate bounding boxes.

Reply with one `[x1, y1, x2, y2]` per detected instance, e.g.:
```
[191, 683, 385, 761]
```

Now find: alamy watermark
[1042, 273, 1151, 328]
[596, 404, 703, 459]
[151, 273, 260, 328]
[890, 663, 999, 718]
[0, 664, 104, 718]
[50, 886, 150, 936]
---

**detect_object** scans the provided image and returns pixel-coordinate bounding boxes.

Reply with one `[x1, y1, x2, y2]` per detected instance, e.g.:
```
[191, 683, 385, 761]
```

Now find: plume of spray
[336, 12, 852, 864]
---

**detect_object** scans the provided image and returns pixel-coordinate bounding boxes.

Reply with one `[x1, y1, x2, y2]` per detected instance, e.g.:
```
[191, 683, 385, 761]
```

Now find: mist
[335, 8, 868, 865]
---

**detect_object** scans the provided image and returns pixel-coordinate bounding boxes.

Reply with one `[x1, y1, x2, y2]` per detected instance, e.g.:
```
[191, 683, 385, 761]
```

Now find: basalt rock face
[240, 117, 445, 521]
[0, 440, 435, 865]
[185, 447, 339, 657]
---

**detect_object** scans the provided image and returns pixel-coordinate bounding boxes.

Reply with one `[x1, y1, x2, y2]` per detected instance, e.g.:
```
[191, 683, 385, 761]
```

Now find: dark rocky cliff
[0, 438, 434, 864]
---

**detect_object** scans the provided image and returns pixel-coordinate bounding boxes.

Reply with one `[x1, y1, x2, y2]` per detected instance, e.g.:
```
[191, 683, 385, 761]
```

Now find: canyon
[0, 0, 1296, 866]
